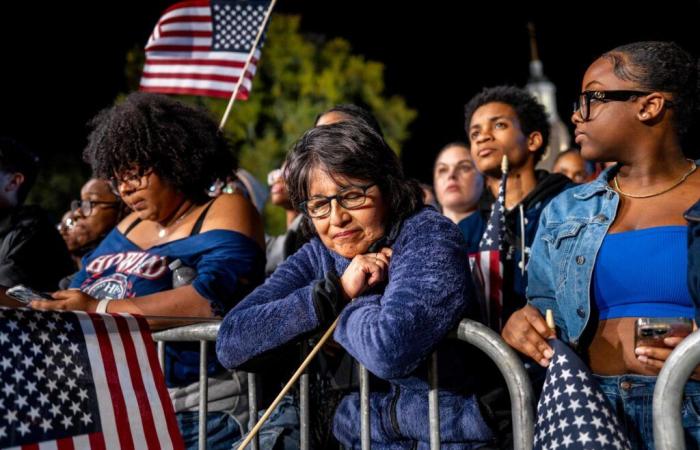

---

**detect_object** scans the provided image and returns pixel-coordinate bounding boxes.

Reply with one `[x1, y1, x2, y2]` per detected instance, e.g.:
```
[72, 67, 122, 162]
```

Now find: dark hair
[464, 86, 550, 163]
[315, 104, 384, 136]
[0, 137, 39, 203]
[603, 41, 699, 156]
[433, 141, 470, 170]
[285, 121, 423, 237]
[83, 92, 235, 203]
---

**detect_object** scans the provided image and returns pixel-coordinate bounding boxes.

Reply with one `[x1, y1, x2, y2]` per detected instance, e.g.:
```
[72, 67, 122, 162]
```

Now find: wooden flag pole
[218, 0, 278, 131]
[237, 316, 341, 450]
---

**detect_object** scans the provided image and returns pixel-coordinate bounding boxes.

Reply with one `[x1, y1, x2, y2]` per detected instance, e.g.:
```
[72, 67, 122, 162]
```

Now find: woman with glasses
[30, 92, 266, 450]
[502, 41, 700, 448]
[217, 121, 494, 448]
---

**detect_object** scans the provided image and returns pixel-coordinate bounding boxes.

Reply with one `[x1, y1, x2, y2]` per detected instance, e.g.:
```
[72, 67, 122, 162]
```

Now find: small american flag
[470, 157, 507, 331]
[0, 307, 184, 449]
[534, 339, 631, 450]
[140, 0, 272, 99]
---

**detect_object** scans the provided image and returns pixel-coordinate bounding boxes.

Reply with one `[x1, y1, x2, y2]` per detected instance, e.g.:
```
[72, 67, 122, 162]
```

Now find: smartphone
[6, 284, 53, 304]
[634, 317, 693, 349]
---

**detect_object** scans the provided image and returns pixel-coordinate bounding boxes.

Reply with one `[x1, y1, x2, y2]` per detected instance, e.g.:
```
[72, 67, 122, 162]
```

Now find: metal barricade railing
[653, 328, 700, 450]
[152, 318, 535, 450]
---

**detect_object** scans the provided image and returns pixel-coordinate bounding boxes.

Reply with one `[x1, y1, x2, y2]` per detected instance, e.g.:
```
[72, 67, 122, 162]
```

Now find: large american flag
[470, 167, 507, 331]
[534, 339, 631, 450]
[140, 0, 272, 99]
[0, 307, 184, 449]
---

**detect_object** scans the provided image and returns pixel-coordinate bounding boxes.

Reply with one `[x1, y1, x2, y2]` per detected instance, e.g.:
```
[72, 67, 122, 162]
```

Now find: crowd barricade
[653, 328, 700, 450]
[152, 318, 536, 450]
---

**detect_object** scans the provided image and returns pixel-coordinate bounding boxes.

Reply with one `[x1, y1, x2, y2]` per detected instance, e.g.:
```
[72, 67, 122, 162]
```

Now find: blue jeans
[233, 394, 300, 450]
[176, 410, 244, 450]
[594, 374, 700, 450]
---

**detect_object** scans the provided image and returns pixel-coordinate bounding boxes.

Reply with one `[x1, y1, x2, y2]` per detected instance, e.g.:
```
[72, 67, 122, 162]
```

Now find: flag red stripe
[160, 16, 212, 26]
[22, 444, 39, 450]
[112, 315, 161, 450]
[488, 250, 502, 323]
[134, 316, 186, 450]
[91, 316, 136, 450]
[145, 45, 212, 52]
[88, 431, 106, 450]
[145, 57, 258, 67]
[140, 85, 249, 99]
[141, 72, 253, 83]
[56, 436, 75, 450]
[160, 30, 213, 38]
[162, 0, 209, 14]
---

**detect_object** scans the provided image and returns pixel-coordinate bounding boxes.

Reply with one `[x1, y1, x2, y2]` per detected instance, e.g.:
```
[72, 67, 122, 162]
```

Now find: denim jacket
[687, 198, 700, 316]
[527, 162, 700, 347]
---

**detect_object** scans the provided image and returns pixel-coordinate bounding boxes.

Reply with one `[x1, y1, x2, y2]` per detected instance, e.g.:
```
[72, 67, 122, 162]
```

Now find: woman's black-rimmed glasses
[573, 90, 674, 121]
[300, 183, 376, 219]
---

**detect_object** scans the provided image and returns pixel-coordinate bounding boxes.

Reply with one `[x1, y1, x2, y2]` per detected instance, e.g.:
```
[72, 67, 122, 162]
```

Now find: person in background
[552, 148, 592, 184]
[265, 165, 304, 276]
[502, 41, 700, 449]
[0, 137, 73, 295]
[30, 93, 266, 450]
[433, 142, 484, 224]
[462, 86, 571, 324]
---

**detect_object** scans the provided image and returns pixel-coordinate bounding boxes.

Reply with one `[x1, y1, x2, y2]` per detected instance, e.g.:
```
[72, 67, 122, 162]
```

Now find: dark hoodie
[459, 170, 572, 325]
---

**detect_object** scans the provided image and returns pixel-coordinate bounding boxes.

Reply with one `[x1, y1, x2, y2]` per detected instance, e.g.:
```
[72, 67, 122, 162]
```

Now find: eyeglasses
[573, 90, 675, 121]
[299, 183, 376, 219]
[108, 168, 152, 196]
[71, 199, 120, 217]
[267, 168, 283, 186]
[57, 216, 75, 233]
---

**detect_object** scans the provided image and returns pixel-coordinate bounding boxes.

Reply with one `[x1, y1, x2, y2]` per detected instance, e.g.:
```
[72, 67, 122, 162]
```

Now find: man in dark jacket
[461, 86, 571, 328]
[460, 87, 571, 448]
[0, 138, 73, 298]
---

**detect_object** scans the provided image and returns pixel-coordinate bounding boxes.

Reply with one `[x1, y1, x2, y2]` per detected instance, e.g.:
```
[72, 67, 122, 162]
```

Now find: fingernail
[635, 347, 645, 356]
[543, 349, 554, 358]
[638, 355, 648, 364]
[540, 358, 550, 367]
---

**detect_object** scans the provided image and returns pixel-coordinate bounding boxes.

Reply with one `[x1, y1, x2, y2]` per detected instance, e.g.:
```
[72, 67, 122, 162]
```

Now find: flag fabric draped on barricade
[140, 0, 272, 99]
[0, 307, 184, 450]
[470, 159, 508, 331]
[534, 339, 631, 450]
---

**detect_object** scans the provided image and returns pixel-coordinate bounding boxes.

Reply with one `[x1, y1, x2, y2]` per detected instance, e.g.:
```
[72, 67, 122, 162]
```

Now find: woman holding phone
[502, 41, 700, 448]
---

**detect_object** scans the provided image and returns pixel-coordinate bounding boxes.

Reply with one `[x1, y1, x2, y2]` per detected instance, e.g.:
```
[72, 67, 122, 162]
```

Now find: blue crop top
[592, 226, 694, 320]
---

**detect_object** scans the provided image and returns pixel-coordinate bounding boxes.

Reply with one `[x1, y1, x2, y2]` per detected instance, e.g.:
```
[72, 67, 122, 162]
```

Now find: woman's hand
[30, 290, 99, 313]
[340, 247, 392, 300]
[501, 304, 556, 367]
[636, 337, 700, 380]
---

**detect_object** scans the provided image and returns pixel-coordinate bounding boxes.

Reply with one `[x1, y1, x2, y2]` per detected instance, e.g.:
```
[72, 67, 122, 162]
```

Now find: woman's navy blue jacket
[687, 199, 700, 320]
[216, 207, 493, 448]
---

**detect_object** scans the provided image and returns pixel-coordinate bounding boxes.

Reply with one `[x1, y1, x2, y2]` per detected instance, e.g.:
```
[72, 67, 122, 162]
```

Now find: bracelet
[95, 299, 112, 314]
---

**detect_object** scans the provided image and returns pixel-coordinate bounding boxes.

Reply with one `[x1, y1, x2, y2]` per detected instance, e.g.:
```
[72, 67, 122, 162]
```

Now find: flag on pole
[0, 307, 184, 449]
[140, 0, 272, 100]
[534, 339, 631, 450]
[470, 156, 508, 331]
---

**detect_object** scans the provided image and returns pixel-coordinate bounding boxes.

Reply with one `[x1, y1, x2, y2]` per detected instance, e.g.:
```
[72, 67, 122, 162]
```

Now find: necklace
[613, 159, 697, 199]
[157, 202, 197, 238]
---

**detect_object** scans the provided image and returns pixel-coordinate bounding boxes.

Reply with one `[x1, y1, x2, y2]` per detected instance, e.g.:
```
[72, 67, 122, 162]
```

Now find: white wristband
[95, 299, 112, 314]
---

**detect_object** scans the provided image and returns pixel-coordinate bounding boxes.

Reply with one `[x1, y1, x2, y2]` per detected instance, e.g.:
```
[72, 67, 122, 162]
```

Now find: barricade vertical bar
[299, 342, 310, 450]
[199, 340, 209, 450]
[653, 329, 700, 450]
[456, 319, 534, 450]
[428, 352, 440, 450]
[247, 373, 259, 450]
[359, 364, 371, 450]
[157, 341, 165, 371]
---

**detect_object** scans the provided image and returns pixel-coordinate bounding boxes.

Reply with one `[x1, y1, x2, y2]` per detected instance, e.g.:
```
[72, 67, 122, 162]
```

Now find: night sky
[1, 1, 699, 184]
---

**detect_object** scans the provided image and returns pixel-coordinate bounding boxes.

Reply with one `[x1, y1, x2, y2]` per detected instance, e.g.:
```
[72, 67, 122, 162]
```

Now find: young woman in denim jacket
[501, 41, 700, 449]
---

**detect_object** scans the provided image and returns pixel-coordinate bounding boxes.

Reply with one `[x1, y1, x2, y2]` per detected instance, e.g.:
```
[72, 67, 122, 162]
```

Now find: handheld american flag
[470, 156, 508, 331]
[534, 339, 631, 450]
[0, 307, 184, 449]
[140, 0, 272, 100]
